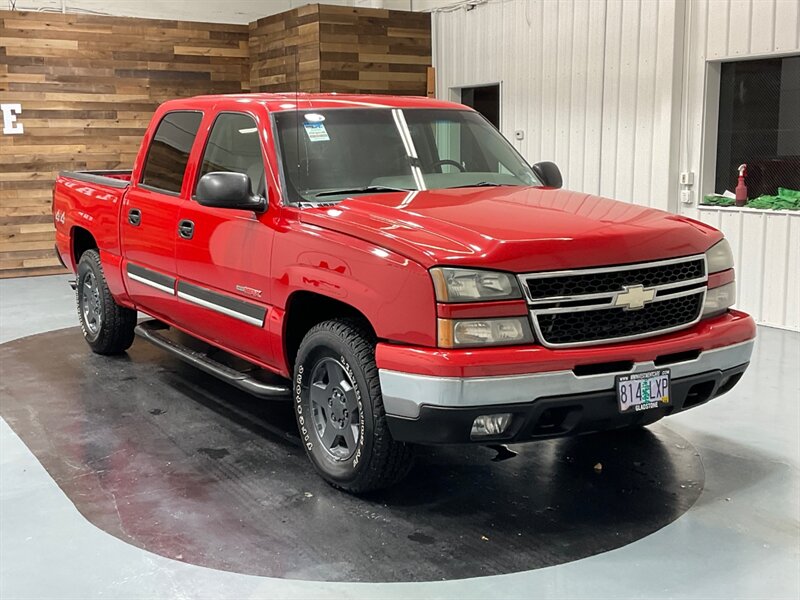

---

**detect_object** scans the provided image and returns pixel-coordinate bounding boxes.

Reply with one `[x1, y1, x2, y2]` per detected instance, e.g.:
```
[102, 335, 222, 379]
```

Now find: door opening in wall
[458, 84, 500, 129]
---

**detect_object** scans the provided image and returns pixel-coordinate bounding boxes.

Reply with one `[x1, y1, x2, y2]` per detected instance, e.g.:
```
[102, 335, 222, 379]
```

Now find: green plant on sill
[702, 187, 800, 211]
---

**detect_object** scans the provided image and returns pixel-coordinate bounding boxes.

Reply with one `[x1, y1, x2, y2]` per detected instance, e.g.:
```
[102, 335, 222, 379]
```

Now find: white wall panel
[432, 0, 800, 329]
[696, 208, 800, 330]
[433, 0, 608, 196]
[679, 0, 800, 330]
[433, 0, 681, 210]
[600, 0, 684, 209]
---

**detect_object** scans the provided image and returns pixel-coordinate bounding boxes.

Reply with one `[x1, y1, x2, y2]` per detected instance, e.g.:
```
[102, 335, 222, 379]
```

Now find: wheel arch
[282, 290, 376, 374]
[71, 226, 98, 269]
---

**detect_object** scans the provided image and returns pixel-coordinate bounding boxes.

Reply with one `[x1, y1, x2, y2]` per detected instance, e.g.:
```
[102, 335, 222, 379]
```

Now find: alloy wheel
[81, 271, 103, 335]
[309, 357, 361, 460]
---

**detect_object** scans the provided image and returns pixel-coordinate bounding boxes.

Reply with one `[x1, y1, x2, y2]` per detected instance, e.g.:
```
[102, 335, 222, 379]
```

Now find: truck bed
[58, 169, 132, 189]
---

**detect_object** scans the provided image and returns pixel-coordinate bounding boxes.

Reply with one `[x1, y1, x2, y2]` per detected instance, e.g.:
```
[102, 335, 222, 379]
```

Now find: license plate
[616, 369, 671, 413]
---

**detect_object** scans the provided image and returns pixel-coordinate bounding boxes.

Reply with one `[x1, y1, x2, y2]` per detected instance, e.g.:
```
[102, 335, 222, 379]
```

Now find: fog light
[471, 413, 513, 438]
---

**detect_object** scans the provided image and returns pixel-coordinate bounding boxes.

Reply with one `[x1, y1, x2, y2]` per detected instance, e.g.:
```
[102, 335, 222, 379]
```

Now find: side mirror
[196, 172, 266, 212]
[532, 161, 563, 189]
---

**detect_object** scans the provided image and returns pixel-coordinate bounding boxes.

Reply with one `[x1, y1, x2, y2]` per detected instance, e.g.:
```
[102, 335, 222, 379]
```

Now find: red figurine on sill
[735, 164, 748, 207]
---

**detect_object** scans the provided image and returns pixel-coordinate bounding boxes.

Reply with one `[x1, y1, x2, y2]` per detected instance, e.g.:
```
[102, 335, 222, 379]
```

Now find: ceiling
[5, 0, 457, 24]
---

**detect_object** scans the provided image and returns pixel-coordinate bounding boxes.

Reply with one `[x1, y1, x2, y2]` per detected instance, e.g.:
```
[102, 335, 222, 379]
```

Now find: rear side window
[197, 113, 265, 195]
[140, 111, 203, 194]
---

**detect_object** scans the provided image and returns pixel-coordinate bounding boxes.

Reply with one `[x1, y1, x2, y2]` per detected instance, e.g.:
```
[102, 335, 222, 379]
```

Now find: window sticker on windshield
[304, 122, 330, 142]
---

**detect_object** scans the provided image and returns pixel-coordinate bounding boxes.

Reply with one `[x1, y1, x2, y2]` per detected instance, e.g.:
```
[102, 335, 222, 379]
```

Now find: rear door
[173, 110, 278, 368]
[121, 110, 203, 319]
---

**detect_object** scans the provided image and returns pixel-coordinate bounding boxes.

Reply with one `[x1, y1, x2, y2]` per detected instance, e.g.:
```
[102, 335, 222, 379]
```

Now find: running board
[134, 320, 291, 398]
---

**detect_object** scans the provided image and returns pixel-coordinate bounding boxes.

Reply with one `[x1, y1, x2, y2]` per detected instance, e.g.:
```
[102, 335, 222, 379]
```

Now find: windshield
[273, 108, 540, 203]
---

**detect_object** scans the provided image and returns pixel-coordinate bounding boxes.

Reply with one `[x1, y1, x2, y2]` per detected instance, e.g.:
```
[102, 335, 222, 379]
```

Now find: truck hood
[299, 187, 721, 272]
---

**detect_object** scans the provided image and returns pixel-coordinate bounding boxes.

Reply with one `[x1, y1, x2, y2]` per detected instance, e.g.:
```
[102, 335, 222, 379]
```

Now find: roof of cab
[161, 92, 466, 112]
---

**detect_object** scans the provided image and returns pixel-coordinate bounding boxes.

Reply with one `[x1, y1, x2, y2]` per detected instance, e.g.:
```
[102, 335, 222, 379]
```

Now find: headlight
[706, 239, 734, 273]
[438, 317, 534, 348]
[431, 267, 522, 302]
[702, 281, 736, 318]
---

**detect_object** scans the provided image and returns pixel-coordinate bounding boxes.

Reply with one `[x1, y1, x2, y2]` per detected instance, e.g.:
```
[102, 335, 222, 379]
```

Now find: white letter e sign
[2, 104, 24, 135]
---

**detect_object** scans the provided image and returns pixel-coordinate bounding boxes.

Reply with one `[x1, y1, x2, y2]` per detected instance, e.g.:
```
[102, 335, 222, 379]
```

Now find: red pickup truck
[53, 93, 755, 493]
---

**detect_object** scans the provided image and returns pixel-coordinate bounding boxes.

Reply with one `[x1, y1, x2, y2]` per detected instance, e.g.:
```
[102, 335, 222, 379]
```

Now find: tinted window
[715, 56, 800, 197]
[140, 111, 202, 194]
[198, 113, 265, 195]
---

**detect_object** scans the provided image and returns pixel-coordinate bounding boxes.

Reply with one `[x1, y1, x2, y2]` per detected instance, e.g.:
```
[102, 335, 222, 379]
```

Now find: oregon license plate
[616, 369, 671, 413]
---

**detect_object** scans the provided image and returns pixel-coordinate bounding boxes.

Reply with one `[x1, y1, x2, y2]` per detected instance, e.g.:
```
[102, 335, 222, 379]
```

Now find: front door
[121, 110, 203, 319]
[173, 111, 277, 368]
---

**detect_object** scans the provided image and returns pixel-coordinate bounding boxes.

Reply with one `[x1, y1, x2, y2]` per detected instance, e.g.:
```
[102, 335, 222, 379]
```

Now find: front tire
[293, 319, 414, 493]
[76, 249, 137, 355]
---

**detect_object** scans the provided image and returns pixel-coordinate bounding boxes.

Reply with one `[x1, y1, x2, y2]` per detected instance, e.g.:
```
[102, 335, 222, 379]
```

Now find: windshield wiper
[314, 185, 411, 198]
[444, 181, 509, 189]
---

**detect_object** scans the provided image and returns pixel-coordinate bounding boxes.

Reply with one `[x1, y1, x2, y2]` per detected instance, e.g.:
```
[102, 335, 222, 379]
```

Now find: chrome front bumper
[378, 339, 755, 418]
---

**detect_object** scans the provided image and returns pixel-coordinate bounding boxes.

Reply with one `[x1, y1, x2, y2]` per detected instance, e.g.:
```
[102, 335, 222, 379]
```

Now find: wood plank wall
[318, 4, 431, 96]
[249, 4, 431, 95]
[249, 4, 322, 93]
[1, 4, 430, 278]
[0, 10, 249, 278]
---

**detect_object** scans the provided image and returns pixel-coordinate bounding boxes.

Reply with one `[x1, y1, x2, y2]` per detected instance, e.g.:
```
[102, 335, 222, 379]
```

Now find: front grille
[525, 258, 705, 299]
[536, 294, 703, 345]
[519, 255, 708, 347]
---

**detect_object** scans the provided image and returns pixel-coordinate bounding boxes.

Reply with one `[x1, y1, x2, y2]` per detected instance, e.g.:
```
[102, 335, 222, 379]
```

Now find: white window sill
[698, 204, 800, 216]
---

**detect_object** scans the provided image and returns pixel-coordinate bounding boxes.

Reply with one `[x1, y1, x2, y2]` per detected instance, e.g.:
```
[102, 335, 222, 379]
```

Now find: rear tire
[76, 249, 137, 355]
[293, 318, 414, 493]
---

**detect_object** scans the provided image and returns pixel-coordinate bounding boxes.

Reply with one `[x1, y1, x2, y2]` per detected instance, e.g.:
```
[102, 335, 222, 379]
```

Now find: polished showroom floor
[1, 275, 798, 599]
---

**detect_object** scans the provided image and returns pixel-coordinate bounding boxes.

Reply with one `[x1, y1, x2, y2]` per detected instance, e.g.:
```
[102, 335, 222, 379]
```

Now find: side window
[140, 111, 203, 195]
[197, 113, 265, 195]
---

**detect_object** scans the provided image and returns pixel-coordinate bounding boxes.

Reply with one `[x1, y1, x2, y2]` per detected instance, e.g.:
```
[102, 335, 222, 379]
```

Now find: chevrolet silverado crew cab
[53, 93, 756, 493]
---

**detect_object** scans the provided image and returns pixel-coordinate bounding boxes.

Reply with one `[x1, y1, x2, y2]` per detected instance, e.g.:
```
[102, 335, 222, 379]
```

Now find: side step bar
[134, 320, 291, 398]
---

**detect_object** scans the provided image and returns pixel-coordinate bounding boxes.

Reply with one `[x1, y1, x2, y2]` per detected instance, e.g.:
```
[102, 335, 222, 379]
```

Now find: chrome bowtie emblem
[614, 284, 656, 310]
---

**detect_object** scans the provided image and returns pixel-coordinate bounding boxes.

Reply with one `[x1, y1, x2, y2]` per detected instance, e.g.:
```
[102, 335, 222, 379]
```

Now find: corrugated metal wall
[695, 208, 800, 330]
[432, 0, 800, 330]
[678, 0, 800, 331]
[433, 0, 683, 210]
[434, 0, 604, 193]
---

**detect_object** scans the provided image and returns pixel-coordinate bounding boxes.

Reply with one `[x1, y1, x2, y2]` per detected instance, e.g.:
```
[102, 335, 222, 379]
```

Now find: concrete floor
[1, 275, 799, 599]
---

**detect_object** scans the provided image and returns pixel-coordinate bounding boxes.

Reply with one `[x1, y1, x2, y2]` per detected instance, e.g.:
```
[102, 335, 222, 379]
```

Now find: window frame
[700, 52, 800, 204]
[192, 110, 268, 202]
[138, 109, 204, 197]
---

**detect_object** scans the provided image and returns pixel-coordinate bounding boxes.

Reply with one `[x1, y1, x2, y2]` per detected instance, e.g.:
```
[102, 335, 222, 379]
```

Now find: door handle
[178, 219, 195, 240]
[128, 208, 142, 226]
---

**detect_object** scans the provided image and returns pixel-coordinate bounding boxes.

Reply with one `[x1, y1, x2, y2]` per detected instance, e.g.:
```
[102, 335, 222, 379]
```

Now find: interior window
[715, 55, 800, 198]
[198, 113, 265, 195]
[140, 111, 202, 194]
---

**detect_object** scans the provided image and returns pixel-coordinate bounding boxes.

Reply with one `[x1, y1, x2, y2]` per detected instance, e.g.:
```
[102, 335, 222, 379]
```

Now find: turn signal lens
[702, 281, 736, 318]
[437, 317, 534, 348]
[471, 413, 513, 438]
[705, 239, 734, 273]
